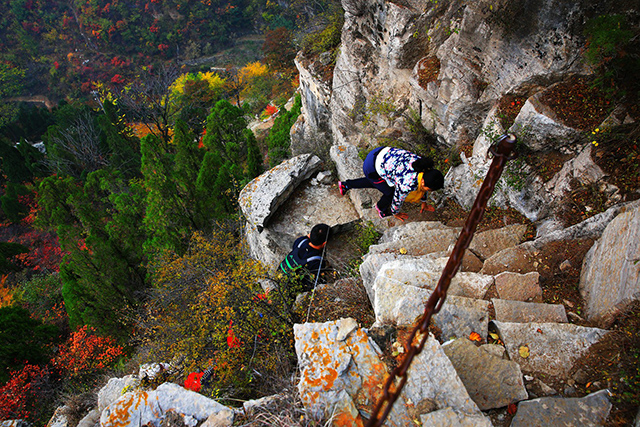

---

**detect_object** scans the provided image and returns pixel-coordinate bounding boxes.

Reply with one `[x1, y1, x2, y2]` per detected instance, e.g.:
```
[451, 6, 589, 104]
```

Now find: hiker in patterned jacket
[338, 147, 444, 221]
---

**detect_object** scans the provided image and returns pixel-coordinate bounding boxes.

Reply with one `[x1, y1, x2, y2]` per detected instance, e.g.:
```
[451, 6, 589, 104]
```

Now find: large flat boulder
[494, 271, 542, 302]
[238, 154, 322, 230]
[100, 383, 231, 427]
[375, 258, 494, 299]
[399, 334, 490, 426]
[468, 224, 528, 261]
[293, 318, 413, 426]
[244, 171, 361, 270]
[580, 203, 640, 327]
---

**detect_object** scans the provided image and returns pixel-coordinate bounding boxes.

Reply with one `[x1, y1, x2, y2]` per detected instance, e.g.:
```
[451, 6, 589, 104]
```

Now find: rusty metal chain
[366, 133, 518, 427]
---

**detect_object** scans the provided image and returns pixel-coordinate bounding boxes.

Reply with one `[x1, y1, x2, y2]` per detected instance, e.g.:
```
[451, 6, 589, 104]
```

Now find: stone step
[442, 338, 528, 411]
[510, 389, 612, 427]
[491, 321, 609, 379]
[372, 274, 490, 342]
[492, 299, 568, 323]
[375, 257, 494, 299]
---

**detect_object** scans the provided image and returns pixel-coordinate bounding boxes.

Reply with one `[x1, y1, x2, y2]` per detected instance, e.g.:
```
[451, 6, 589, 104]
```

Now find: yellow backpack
[404, 172, 427, 203]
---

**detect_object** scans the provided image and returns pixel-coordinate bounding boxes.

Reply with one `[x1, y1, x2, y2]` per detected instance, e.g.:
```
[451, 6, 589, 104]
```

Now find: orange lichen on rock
[104, 390, 152, 427]
[332, 410, 364, 427]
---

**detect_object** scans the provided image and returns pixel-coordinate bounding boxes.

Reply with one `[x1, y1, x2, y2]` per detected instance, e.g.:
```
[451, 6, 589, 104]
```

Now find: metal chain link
[366, 134, 518, 427]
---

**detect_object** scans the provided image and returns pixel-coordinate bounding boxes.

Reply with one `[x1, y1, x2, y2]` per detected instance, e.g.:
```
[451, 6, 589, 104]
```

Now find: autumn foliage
[137, 228, 295, 399]
[0, 364, 50, 421]
[52, 325, 124, 378]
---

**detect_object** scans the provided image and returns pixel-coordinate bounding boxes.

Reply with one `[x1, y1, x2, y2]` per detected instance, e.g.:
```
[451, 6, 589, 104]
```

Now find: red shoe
[338, 181, 347, 196]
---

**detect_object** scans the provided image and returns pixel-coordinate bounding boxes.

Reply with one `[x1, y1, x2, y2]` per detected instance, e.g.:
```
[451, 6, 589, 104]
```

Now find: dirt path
[8, 95, 56, 110]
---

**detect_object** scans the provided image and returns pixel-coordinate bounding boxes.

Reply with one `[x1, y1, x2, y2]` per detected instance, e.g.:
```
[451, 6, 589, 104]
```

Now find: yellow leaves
[238, 61, 269, 81]
[399, 247, 408, 255]
[519, 345, 530, 358]
[0, 275, 13, 308]
[469, 332, 482, 342]
[169, 71, 226, 98]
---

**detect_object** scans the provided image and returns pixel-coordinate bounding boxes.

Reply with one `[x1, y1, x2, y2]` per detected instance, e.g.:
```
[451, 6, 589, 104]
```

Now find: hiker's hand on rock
[393, 212, 408, 222]
[421, 202, 435, 213]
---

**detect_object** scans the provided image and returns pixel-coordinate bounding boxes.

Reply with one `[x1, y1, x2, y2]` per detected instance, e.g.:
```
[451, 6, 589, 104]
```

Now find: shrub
[0, 364, 53, 423]
[136, 227, 295, 401]
[52, 325, 125, 380]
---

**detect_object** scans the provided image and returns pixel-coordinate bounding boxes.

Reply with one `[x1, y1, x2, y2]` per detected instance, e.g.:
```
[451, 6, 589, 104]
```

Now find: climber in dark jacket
[279, 223, 330, 293]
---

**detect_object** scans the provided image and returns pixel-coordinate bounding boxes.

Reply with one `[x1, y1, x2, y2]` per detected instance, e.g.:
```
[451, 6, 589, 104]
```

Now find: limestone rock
[374, 257, 494, 299]
[330, 144, 382, 224]
[76, 410, 99, 427]
[533, 200, 640, 247]
[399, 334, 487, 425]
[2, 422, 32, 427]
[480, 344, 506, 360]
[494, 271, 542, 302]
[442, 338, 528, 410]
[510, 93, 583, 152]
[200, 409, 234, 427]
[292, 54, 333, 155]
[481, 244, 538, 275]
[359, 252, 402, 304]
[238, 154, 322, 230]
[373, 275, 490, 341]
[266, 179, 361, 242]
[378, 221, 453, 244]
[491, 321, 608, 379]
[243, 396, 278, 417]
[294, 318, 412, 425]
[98, 376, 141, 412]
[510, 389, 612, 427]
[244, 174, 360, 270]
[433, 296, 490, 342]
[369, 227, 460, 256]
[46, 406, 68, 427]
[420, 407, 492, 427]
[492, 299, 568, 323]
[100, 383, 230, 427]
[580, 203, 640, 327]
[545, 144, 605, 200]
[468, 224, 528, 261]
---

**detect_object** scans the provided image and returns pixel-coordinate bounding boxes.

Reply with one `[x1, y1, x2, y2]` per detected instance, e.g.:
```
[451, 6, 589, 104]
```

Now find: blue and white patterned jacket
[377, 148, 422, 214]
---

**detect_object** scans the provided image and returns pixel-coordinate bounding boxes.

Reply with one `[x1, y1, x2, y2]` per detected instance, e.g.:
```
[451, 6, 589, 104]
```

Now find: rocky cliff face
[294, 0, 636, 227]
[300, 0, 607, 147]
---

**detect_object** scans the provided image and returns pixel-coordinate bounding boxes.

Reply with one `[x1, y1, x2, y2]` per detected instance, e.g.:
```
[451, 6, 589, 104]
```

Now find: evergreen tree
[204, 99, 249, 164]
[36, 171, 146, 339]
[0, 242, 29, 274]
[97, 100, 141, 179]
[266, 94, 301, 167]
[141, 133, 192, 261]
[0, 182, 30, 223]
[245, 129, 263, 179]
[0, 137, 44, 184]
[0, 306, 59, 383]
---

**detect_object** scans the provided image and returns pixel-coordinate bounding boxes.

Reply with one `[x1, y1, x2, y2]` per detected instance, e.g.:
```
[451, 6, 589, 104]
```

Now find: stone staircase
[294, 220, 612, 426]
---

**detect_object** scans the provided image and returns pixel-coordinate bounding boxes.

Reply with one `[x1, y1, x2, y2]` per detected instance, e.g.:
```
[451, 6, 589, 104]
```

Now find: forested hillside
[0, 0, 342, 422]
[0, 0, 314, 101]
